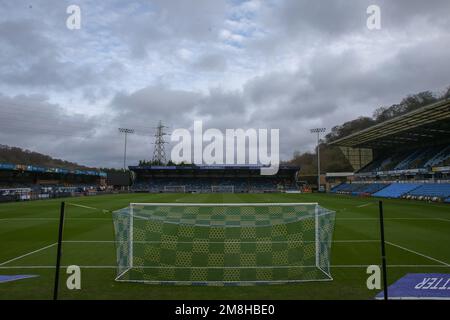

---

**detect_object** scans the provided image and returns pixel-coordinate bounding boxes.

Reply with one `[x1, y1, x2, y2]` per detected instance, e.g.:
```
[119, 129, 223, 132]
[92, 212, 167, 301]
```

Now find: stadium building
[328, 99, 450, 202]
[0, 163, 106, 202]
[130, 164, 300, 193]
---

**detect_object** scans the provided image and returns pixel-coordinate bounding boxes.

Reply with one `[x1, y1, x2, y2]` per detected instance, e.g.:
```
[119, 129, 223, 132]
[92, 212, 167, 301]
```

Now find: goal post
[112, 206, 133, 279]
[211, 185, 235, 193]
[112, 203, 335, 285]
[163, 185, 186, 193]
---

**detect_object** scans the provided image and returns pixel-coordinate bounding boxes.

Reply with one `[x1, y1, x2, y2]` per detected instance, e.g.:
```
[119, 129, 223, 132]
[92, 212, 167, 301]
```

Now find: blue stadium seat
[372, 183, 421, 198]
[358, 144, 450, 173]
[330, 183, 389, 195]
[406, 184, 450, 198]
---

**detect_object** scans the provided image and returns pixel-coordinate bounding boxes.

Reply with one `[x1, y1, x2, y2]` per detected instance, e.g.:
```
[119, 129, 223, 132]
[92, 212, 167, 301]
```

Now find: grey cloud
[381, 0, 450, 29]
[1, 55, 124, 90]
[0, 2, 125, 90]
[193, 54, 227, 72]
[0, 93, 105, 164]
[263, 0, 450, 39]
[0, 1, 449, 166]
[263, 0, 368, 38]
[0, 20, 55, 60]
[0, 93, 96, 136]
[112, 0, 228, 59]
[198, 88, 245, 115]
[111, 85, 202, 131]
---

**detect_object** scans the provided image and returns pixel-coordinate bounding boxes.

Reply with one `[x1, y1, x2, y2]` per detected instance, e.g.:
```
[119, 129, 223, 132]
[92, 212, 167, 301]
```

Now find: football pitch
[0, 193, 449, 300]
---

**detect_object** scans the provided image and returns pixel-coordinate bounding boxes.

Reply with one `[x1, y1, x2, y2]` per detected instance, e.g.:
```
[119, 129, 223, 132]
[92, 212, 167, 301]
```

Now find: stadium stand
[372, 183, 421, 198]
[405, 183, 450, 199]
[331, 181, 450, 201]
[358, 145, 450, 174]
[330, 183, 389, 195]
[129, 165, 300, 193]
[0, 163, 107, 202]
[328, 99, 450, 203]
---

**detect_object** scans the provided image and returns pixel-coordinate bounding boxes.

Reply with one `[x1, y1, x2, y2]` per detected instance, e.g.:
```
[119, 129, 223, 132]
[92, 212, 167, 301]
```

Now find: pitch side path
[0, 193, 449, 300]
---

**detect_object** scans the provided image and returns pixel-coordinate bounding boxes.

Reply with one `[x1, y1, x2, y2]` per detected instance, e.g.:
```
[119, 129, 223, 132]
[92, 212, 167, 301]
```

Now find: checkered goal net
[112, 203, 335, 285]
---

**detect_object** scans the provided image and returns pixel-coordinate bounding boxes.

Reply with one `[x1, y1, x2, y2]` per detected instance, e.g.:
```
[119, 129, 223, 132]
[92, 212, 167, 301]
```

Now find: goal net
[211, 185, 234, 193]
[163, 185, 186, 193]
[112, 203, 335, 285]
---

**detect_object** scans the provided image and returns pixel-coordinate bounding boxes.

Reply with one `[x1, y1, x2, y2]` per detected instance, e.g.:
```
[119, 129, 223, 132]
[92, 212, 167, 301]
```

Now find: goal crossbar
[163, 185, 186, 193]
[211, 185, 235, 193]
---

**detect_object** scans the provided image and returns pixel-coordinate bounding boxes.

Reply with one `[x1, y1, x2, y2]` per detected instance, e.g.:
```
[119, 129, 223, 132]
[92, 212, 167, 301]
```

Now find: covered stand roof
[329, 99, 450, 149]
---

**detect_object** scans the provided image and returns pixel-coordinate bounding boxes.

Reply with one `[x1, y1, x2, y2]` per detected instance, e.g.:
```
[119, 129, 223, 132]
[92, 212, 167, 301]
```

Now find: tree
[0, 144, 92, 170]
[287, 86, 449, 173]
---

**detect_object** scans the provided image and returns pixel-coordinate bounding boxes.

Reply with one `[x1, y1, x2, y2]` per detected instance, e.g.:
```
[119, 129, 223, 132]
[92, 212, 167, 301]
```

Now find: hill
[287, 86, 450, 174]
[0, 144, 91, 170]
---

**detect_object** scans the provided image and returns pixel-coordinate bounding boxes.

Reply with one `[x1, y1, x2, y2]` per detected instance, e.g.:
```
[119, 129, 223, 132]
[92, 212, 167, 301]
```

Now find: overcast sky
[0, 0, 449, 168]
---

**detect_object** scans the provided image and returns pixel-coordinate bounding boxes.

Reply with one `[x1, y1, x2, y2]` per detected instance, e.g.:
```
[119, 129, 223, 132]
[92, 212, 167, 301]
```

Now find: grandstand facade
[329, 99, 450, 202]
[0, 163, 107, 202]
[129, 165, 300, 193]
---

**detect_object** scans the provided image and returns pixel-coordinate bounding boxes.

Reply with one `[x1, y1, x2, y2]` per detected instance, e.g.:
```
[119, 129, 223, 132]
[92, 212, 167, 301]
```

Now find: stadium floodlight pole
[310, 128, 326, 192]
[118, 128, 135, 170]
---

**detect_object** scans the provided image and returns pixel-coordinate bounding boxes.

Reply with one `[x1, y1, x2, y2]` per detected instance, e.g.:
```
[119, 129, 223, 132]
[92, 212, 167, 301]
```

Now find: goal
[211, 185, 235, 193]
[163, 185, 186, 193]
[112, 203, 335, 285]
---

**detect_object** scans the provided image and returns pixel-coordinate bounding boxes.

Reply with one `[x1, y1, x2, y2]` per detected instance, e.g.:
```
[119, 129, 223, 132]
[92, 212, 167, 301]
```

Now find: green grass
[0, 193, 449, 300]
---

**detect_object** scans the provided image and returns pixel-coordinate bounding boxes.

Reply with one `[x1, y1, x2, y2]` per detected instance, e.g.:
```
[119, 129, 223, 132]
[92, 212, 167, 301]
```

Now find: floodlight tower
[152, 120, 168, 165]
[118, 128, 135, 170]
[310, 128, 326, 191]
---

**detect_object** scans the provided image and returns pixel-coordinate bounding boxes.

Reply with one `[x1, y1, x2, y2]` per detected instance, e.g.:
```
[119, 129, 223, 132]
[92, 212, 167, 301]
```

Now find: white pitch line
[386, 241, 450, 267]
[356, 203, 372, 208]
[337, 217, 447, 221]
[0, 264, 448, 270]
[1, 217, 447, 222]
[0, 243, 57, 266]
[0, 218, 111, 221]
[333, 240, 378, 243]
[63, 240, 115, 243]
[0, 218, 58, 221]
[59, 239, 379, 244]
[331, 264, 450, 268]
[66, 202, 101, 211]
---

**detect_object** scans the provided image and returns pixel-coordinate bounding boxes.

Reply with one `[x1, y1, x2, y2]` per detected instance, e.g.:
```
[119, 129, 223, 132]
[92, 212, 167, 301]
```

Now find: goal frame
[211, 185, 235, 193]
[114, 202, 334, 285]
[163, 185, 186, 193]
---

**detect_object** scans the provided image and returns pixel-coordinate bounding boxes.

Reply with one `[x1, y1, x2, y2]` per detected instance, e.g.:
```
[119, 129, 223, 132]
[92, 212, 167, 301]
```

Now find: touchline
[171, 120, 280, 175]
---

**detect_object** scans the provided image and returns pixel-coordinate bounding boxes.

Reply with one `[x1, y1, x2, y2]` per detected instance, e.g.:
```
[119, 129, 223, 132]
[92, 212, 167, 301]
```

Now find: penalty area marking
[386, 241, 450, 267]
[0, 243, 57, 266]
[2, 240, 449, 268]
[0, 239, 380, 266]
